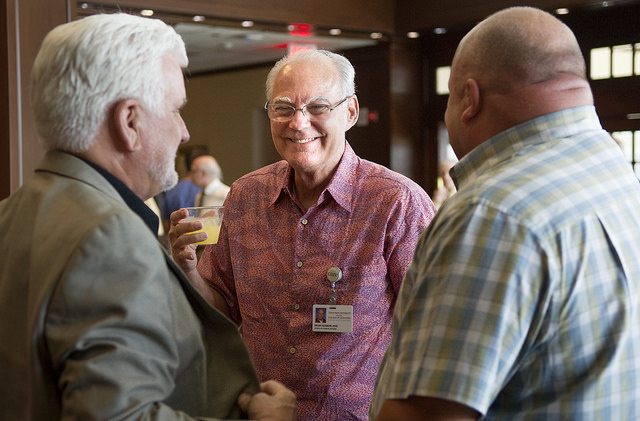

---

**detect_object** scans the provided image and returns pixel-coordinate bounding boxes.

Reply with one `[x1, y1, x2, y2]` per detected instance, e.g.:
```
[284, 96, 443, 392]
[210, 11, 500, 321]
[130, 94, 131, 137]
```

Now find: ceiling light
[434, 27, 447, 35]
[407, 32, 420, 39]
[370, 32, 383, 39]
[329, 28, 342, 36]
[241, 21, 254, 28]
[80, 3, 88, 8]
[555, 8, 569, 15]
[627, 113, 640, 120]
[192, 15, 205, 22]
[140, 9, 154, 17]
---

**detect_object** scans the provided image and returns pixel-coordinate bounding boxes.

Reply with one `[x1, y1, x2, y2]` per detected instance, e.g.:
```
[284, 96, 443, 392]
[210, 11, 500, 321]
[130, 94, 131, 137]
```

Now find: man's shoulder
[352, 158, 430, 201]
[176, 178, 198, 189]
[166, 179, 199, 197]
[233, 161, 289, 188]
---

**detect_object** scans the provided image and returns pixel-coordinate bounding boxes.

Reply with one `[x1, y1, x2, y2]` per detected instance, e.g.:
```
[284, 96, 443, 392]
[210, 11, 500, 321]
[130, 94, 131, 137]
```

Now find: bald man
[370, 7, 640, 420]
[190, 155, 230, 207]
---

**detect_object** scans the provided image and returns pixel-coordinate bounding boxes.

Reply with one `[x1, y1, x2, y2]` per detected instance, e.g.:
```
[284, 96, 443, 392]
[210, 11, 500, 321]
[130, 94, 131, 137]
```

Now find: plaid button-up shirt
[371, 106, 640, 420]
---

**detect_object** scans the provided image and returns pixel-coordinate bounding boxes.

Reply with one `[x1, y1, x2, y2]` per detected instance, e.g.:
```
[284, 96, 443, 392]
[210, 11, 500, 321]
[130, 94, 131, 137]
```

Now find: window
[436, 66, 451, 95]
[611, 130, 640, 179]
[591, 47, 611, 80]
[590, 43, 640, 80]
[612, 44, 633, 77]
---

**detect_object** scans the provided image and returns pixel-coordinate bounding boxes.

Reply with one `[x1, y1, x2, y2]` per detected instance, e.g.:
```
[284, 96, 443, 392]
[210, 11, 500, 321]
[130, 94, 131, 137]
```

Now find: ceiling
[174, 22, 377, 74]
[78, 0, 640, 74]
[78, 2, 379, 74]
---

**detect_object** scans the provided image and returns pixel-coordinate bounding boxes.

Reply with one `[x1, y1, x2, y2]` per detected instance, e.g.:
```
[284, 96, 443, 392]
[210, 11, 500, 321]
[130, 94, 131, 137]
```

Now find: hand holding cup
[181, 206, 224, 245]
[169, 206, 224, 275]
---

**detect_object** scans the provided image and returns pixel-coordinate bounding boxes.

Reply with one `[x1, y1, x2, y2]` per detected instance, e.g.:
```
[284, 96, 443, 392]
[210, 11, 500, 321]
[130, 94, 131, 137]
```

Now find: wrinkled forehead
[272, 60, 341, 102]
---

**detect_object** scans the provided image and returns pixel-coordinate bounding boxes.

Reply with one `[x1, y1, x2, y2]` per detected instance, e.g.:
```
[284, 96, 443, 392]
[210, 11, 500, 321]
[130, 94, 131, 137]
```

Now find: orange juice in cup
[182, 206, 224, 245]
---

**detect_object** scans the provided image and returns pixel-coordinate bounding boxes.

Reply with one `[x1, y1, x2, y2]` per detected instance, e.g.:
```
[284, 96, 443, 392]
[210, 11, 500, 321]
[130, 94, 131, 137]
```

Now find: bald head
[445, 7, 594, 158]
[190, 155, 222, 188]
[456, 7, 587, 93]
[265, 49, 356, 101]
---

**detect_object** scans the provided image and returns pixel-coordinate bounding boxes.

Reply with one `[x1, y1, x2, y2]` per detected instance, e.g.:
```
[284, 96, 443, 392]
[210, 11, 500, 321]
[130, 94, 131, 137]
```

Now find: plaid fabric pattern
[371, 106, 640, 420]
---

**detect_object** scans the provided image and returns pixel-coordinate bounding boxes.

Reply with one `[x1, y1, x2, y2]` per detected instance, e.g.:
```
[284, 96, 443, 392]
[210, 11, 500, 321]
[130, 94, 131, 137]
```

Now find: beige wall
[180, 66, 281, 184]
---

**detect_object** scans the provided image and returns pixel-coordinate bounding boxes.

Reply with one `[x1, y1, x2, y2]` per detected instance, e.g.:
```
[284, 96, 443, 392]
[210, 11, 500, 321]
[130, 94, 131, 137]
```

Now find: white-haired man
[0, 13, 294, 421]
[191, 155, 230, 207]
[171, 49, 436, 420]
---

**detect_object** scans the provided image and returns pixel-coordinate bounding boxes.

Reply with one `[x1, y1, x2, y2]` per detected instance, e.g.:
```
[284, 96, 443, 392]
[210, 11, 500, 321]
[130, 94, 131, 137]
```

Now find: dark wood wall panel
[1, 0, 71, 199]
[396, 0, 598, 31]
[1, 1, 11, 199]
[342, 44, 392, 168]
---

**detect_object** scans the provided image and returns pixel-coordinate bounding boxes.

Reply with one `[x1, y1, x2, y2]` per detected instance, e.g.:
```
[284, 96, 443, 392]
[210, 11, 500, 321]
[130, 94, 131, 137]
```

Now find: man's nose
[288, 107, 311, 129]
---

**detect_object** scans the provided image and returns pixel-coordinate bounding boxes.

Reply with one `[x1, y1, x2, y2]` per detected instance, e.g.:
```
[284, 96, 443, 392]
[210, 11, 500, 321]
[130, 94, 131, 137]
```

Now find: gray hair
[265, 49, 356, 100]
[30, 13, 188, 153]
[192, 155, 223, 181]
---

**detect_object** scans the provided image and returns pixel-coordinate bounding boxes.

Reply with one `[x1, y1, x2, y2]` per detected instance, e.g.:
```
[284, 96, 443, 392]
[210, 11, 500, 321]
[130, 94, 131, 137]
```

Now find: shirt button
[296, 261, 303, 268]
[294, 303, 300, 310]
[301, 218, 308, 225]
[289, 347, 296, 354]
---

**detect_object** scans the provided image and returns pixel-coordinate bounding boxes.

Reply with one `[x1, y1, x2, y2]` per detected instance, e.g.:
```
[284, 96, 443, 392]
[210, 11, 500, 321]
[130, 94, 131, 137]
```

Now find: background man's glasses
[265, 96, 350, 122]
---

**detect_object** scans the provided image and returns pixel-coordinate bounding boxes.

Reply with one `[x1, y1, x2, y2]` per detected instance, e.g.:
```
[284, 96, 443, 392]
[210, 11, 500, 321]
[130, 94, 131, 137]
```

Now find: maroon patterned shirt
[198, 142, 435, 420]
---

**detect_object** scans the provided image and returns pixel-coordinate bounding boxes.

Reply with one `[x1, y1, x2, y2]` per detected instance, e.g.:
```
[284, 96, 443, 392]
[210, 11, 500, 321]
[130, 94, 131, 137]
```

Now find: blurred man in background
[191, 154, 230, 207]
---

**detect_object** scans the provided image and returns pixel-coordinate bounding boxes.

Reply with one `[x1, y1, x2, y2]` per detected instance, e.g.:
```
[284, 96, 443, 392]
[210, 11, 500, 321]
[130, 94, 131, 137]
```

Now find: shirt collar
[204, 178, 222, 195]
[267, 141, 357, 213]
[80, 158, 160, 236]
[323, 142, 357, 212]
[451, 106, 601, 190]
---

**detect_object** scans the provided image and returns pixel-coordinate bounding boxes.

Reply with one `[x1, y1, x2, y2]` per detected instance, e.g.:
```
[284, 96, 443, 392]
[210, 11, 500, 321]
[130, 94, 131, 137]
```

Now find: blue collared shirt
[81, 158, 159, 236]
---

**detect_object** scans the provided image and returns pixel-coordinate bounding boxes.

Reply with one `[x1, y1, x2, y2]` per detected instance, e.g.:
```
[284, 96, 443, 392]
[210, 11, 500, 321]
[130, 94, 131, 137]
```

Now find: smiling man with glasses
[265, 96, 350, 122]
[170, 49, 436, 421]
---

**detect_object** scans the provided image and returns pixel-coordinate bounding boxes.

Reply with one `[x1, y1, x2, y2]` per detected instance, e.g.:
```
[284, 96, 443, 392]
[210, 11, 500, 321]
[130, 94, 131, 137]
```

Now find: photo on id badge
[315, 307, 327, 323]
[312, 304, 353, 333]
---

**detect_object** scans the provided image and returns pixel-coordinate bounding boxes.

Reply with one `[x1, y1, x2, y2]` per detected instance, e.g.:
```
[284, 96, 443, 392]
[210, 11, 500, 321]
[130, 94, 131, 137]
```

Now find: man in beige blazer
[0, 13, 294, 421]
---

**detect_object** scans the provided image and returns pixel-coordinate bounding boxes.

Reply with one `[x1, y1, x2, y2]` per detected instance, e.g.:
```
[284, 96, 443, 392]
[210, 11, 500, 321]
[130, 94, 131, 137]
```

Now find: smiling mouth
[291, 137, 315, 144]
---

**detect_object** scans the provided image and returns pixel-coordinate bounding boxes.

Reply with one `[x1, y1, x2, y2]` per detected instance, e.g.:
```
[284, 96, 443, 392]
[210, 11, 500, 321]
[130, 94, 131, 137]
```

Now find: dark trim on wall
[1, 1, 10, 200]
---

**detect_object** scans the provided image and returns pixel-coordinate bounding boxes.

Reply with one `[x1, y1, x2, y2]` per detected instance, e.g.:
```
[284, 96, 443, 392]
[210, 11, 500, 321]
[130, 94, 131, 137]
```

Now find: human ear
[345, 95, 360, 130]
[113, 98, 143, 152]
[461, 78, 480, 122]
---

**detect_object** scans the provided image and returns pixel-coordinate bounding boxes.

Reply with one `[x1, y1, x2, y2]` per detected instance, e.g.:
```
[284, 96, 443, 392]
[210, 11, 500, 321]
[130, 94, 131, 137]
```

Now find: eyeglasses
[264, 96, 350, 122]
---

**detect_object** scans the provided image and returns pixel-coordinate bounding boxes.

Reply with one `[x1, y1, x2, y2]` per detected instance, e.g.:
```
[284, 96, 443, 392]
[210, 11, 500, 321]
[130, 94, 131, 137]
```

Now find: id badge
[312, 304, 353, 333]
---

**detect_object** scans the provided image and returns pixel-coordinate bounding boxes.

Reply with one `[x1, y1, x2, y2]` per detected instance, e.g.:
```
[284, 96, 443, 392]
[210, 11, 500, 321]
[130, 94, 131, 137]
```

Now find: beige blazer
[0, 151, 260, 420]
